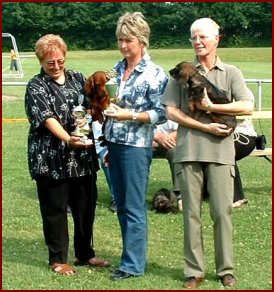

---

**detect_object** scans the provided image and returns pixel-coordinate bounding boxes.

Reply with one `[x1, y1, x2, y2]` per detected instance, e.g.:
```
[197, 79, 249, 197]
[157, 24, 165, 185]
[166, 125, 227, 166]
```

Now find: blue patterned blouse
[104, 53, 168, 147]
[25, 69, 99, 180]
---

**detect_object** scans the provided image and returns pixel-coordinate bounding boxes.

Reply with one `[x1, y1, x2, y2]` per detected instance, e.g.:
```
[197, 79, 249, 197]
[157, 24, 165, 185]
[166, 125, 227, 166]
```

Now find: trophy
[104, 69, 118, 115]
[71, 95, 93, 145]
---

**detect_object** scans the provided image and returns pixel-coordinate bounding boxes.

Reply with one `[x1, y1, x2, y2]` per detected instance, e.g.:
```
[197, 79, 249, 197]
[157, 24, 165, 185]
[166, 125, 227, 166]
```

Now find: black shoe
[108, 200, 117, 213]
[111, 269, 135, 281]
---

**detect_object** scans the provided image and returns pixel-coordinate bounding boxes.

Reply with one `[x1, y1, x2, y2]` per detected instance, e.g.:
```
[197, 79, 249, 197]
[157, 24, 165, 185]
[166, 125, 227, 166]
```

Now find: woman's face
[190, 27, 219, 58]
[118, 35, 143, 60]
[40, 49, 66, 80]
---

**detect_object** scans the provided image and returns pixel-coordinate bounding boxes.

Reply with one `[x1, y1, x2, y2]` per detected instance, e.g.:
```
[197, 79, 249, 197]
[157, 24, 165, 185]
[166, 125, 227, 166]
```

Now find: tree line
[2, 2, 272, 52]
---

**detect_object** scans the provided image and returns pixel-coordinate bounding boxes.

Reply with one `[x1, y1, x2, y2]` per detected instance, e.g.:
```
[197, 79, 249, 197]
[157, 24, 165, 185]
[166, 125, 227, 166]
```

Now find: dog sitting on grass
[151, 188, 178, 214]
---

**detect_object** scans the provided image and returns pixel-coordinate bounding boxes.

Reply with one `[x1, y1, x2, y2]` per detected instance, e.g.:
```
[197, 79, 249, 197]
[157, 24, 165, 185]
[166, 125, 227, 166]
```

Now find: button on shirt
[104, 53, 168, 147]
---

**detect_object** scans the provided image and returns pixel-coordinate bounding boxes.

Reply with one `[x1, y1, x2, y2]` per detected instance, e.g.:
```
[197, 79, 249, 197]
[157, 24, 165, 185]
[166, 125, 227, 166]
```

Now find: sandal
[49, 263, 76, 276]
[74, 257, 110, 268]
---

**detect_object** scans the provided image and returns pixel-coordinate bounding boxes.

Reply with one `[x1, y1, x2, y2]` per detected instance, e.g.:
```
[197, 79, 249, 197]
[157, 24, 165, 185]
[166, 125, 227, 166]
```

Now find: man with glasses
[162, 18, 253, 288]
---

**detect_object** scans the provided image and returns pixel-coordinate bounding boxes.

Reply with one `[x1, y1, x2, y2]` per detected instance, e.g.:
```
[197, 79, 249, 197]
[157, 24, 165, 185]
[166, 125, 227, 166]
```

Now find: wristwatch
[132, 112, 138, 120]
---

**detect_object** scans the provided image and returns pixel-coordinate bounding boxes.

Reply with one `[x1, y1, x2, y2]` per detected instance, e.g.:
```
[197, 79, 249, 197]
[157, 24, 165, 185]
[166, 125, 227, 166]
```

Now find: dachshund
[84, 71, 111, 123]
[169, 61, 237, 130]
[151, 188, 178, 214]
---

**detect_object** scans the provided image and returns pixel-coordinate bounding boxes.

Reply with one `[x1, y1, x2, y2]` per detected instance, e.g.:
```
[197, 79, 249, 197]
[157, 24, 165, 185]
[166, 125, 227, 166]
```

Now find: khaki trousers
[175, 162, 235, 278]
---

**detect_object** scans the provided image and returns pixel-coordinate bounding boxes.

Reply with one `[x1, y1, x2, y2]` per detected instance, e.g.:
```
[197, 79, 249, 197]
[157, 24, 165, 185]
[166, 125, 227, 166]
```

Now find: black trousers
[35, 174, 97, 265]
[234, 134, 256, 201]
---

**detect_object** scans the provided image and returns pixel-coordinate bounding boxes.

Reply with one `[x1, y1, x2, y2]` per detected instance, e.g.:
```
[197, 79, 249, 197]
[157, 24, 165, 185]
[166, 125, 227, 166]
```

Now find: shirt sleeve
[25, 77, 56, 129]
[161, 77, 182, 108]
[146, 69, 169, 125]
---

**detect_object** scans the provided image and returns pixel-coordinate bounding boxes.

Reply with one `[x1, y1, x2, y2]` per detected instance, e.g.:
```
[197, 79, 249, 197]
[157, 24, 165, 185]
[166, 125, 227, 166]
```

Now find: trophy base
[71, 132, 93, 145]
[104, 105, 117, 115]
[81, 138, 93, 145]
[71, 131, 85, 137]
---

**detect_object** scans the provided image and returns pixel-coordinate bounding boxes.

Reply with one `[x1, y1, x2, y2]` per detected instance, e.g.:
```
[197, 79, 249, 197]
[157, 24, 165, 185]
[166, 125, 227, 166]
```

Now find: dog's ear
[187, 62, 198, 77]
[169, 62, 190, 85]
[84, 76, 95, 98]
[91, 107, 104, 123]
[179, 62, 196, 83]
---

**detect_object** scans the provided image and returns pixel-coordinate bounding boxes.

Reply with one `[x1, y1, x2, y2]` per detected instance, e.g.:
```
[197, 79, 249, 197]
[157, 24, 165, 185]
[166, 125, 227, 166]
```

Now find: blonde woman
[104, 12, 168, 280]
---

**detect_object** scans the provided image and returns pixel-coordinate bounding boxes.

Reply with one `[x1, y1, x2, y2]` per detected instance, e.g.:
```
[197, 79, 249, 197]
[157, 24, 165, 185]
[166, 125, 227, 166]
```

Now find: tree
[2, 2, 272, 51]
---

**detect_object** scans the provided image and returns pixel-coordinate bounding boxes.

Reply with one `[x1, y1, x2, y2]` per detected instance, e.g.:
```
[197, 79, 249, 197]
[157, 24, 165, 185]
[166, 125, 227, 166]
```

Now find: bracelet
[132, 112, 138, 120]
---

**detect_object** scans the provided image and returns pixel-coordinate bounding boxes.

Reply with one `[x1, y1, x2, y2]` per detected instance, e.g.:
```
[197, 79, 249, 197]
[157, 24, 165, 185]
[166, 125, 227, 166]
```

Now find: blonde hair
[190, 18, 220, 36]
[35, 34, 67, 61]
[116, 12, 150, 53]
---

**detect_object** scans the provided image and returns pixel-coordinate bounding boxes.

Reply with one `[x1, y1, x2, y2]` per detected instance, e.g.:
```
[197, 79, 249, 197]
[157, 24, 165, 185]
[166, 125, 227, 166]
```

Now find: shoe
[49, 263, 76, 276]
[108, 200, 117, 213]
[111, 269, 135, 281]
[74, 257, 110, 268]
[232, 198, 248, 208]
[220, 274, 236, 287]
[184, 276, 204, 289]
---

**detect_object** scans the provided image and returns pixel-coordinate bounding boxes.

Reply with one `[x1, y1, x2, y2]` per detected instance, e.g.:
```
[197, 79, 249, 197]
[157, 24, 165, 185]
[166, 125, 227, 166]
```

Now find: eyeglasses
[45, 59, 66, 68]
[189, 35, 216, 43]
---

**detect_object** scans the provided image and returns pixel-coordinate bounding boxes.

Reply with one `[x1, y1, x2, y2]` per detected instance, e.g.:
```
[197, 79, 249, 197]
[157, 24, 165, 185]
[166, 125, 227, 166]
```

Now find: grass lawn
[2, 48, 272, 290]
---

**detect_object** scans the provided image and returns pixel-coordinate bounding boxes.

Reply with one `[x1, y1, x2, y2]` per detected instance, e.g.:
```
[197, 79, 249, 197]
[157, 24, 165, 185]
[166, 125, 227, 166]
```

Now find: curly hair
[35, 34, 67, 61]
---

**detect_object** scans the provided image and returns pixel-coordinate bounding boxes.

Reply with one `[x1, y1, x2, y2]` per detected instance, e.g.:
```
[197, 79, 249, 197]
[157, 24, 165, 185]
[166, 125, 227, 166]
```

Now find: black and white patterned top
[25, 68, 99, 180]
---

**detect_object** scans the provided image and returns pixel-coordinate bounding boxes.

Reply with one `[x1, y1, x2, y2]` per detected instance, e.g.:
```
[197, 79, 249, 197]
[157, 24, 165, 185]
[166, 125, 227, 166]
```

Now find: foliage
[2, 2, 272, 51]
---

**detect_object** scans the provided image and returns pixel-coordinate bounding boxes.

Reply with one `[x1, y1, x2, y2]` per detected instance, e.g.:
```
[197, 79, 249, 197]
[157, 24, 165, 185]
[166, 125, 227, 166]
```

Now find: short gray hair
[190, 18, 220, 36]
[116, 12, 150, 52]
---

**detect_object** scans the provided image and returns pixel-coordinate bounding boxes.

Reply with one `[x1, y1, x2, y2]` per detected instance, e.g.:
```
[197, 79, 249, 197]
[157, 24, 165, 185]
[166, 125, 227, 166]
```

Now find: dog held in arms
[151, 188, 178, 214]
[169, 61, 236, 130]
[84, 71, 111, 123]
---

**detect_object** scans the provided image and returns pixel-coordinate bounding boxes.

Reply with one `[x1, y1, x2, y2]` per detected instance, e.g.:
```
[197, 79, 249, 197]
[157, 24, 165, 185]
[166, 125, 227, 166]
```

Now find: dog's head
[84, 71, 111, 111]
[169, 62, 198, 85]
[151, 188, 177, 214]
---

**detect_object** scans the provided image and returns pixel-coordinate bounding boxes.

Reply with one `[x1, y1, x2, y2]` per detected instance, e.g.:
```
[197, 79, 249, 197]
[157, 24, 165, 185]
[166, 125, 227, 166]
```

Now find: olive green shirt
[161, 56, 252, 165]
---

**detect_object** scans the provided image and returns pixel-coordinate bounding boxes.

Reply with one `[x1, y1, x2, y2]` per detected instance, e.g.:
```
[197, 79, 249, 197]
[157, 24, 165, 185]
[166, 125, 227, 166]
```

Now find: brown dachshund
[169, 61, 236, 130]
[84, 71, 111, 123]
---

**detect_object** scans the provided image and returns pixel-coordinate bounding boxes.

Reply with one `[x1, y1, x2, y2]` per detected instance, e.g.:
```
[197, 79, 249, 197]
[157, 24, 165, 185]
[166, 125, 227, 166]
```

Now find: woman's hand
[154, 132, 176, 149]
[104, 103, 133, 121]
[206, 123, 233, 137]
[67, 136, 93, 148]
[195, 87, 213, 112]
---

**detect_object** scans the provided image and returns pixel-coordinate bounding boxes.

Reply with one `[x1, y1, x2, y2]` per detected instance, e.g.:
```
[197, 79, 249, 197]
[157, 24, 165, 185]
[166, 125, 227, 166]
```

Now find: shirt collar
[115, 52, 151, 73]
[40, 68, 71, 82]
[193, 55, 225, 71]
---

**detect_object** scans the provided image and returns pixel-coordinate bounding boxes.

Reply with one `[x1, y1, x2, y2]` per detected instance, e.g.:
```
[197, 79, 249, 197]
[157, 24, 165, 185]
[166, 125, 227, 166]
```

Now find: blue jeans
[108, 142, 152, 275]
[98, 147, 114, 202]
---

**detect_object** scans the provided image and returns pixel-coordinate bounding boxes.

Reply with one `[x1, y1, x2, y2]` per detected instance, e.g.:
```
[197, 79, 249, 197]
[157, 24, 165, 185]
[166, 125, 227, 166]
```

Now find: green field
[2, 48, 272, 290]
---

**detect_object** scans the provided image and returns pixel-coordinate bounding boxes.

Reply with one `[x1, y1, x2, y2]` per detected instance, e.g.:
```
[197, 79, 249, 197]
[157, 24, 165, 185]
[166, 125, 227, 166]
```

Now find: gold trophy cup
[104, 81, 118, 115]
